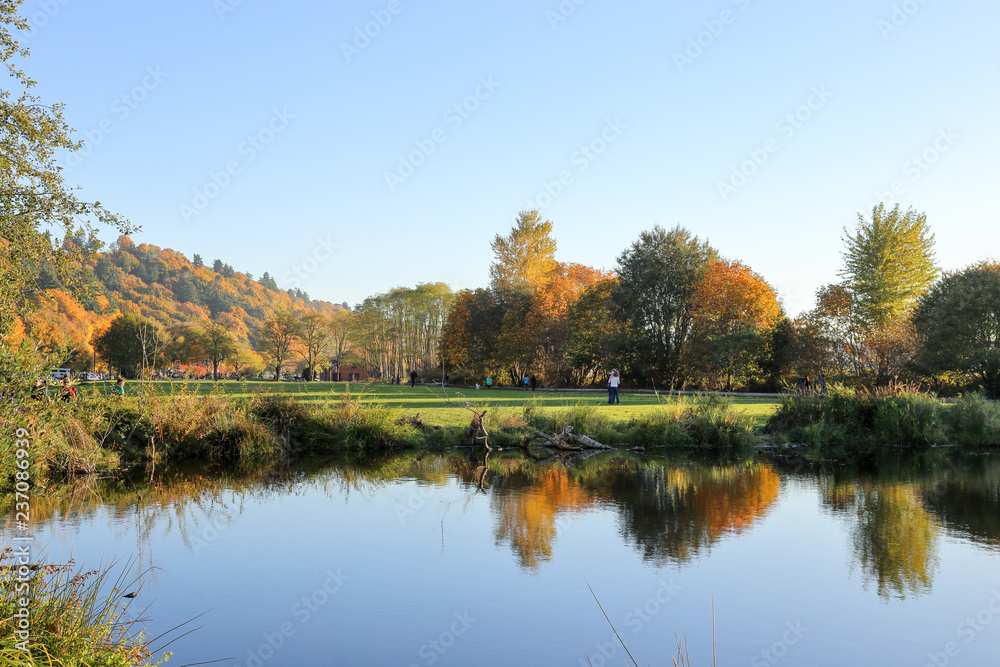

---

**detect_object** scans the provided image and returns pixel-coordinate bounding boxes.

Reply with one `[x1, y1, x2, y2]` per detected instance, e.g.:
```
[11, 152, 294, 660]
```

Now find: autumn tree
[440, 289, 504, 380]
[912, 262, 1000, 397]
[257, 310, 301, 380]
[565, 278, 620, 385]
[0, 0, 132, 336]
[612, 225, 718, 388]
[489, 210, 557, 293]
[685, 260, 782, 390]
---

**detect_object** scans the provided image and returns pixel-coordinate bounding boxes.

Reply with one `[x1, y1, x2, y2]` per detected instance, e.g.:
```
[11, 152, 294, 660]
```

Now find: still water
[7, 449, 1000, 666]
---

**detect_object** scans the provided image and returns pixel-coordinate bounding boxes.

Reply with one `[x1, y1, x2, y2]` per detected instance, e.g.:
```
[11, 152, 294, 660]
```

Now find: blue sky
[18, 0, 1000, 315]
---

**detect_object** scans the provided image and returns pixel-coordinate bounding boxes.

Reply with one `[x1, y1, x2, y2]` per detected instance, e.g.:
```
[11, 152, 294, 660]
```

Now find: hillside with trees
[9, 233, 343, 376]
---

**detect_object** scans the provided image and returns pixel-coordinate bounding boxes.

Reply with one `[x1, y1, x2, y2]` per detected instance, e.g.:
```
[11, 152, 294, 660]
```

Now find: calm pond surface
[5, 448, 1000, 666]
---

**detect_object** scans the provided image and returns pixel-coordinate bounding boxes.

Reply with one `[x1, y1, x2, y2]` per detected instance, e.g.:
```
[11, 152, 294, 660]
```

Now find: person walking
[530, 375, 536, 391]
[608, 369, 621, 405]
[486, 376, 492, 390]
[523, 375, 529, 391]
[409, 370, 418, 388]
[113, 377, 126, 397]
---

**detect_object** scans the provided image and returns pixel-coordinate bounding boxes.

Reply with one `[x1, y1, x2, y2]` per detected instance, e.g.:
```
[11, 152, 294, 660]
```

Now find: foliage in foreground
[766, 386, 1000, 447]
[0, 548, 169, 666]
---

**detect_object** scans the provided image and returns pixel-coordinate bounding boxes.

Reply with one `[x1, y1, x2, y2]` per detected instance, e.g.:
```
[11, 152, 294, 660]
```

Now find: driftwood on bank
[520, 425, 613, 452]
[466, 408, 490, 450]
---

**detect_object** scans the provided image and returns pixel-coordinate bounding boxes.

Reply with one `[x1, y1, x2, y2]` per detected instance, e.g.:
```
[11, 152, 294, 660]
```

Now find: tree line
[439, 207, 1000, 397]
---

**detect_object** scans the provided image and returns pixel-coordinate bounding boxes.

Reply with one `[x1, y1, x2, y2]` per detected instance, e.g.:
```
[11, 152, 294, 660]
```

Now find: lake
[6, 448, 1000, 666]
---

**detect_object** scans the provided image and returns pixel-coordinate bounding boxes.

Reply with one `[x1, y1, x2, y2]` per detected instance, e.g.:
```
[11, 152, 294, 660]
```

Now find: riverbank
[5, 382, 999, 497]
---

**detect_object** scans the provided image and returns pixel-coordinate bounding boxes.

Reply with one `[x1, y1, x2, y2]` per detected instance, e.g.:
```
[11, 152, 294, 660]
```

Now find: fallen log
[520, 425, 611, 451]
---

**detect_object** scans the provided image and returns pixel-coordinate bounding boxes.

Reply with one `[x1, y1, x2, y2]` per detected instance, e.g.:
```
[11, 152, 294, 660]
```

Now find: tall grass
[767, 385, 1000, 447]
[0, 548, 170, 666]
[522, 397, 757, 450]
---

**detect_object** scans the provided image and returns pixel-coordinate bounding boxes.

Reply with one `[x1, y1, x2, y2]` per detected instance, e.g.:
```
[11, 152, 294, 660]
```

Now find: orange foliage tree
[686, 260, 782, 390]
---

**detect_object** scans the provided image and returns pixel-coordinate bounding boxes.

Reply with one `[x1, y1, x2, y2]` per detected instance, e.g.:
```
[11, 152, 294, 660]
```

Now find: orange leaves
[691, 260, 781, 335]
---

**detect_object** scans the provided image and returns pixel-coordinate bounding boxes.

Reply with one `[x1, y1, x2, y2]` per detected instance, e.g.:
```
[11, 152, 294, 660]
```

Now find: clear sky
[17, 0, 1000, 315]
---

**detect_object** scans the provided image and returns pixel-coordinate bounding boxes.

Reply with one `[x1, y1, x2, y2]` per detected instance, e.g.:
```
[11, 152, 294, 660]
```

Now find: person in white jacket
[608, 370, 620, 405]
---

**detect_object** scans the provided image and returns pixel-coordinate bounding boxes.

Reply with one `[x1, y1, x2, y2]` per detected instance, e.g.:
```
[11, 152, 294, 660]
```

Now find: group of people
[30, 376, 126, 402]
[796, 374, 828, 395]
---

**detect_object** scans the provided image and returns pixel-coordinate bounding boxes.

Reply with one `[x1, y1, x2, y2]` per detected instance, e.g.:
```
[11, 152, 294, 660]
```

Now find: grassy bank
[7, 381, 1000, 498]
[767, 386, 1000, 447]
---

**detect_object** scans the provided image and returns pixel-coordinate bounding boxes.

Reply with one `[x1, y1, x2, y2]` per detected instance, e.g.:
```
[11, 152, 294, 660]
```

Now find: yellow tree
[489, 210, 557, 293]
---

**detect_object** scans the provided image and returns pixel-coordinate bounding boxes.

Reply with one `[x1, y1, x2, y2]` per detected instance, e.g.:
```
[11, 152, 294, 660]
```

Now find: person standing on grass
[410, 370, 418, 388]
[530, 375, 536, 391]
[608, 369, 621, 405]
[523, 375, 529, 390]
[486, 376, 492, 390]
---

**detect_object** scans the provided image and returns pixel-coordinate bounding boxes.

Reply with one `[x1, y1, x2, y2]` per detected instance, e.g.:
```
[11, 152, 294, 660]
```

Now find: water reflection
[4, 450, 1000, 600]
[597, 462, 780, 565]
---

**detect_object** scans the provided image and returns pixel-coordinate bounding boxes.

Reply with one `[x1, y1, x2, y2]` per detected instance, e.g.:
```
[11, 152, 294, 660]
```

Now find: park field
[77, 379, 782, 429]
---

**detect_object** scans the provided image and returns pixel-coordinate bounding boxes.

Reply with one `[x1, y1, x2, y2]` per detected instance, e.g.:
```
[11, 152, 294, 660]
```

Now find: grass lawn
[78, 379, 782, 428]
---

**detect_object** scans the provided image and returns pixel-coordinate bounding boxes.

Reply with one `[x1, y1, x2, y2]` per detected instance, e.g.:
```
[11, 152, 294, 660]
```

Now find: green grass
[79, 379, 781, 429]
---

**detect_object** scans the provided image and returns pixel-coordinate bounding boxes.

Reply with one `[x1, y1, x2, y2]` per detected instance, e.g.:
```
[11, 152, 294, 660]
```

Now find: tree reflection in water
[851, 483, 939, 600]
[602, 463, 780, 565]
[483, 454, 780, 570]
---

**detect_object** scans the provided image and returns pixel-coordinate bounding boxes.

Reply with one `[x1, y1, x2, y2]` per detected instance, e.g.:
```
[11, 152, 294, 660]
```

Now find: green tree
[163, 323, 206, 367]
[0, 0, 132, 336]
[257, 310, 300, 380]
[912, 262, 1000, 397]
[200, 318, 235, 380]
[93, 313, 166, 379]
[612, 225, 718, 388]
[489, 210, 557, 293]
[297, 311, 332, 380]
[841, 203, 938, 328]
